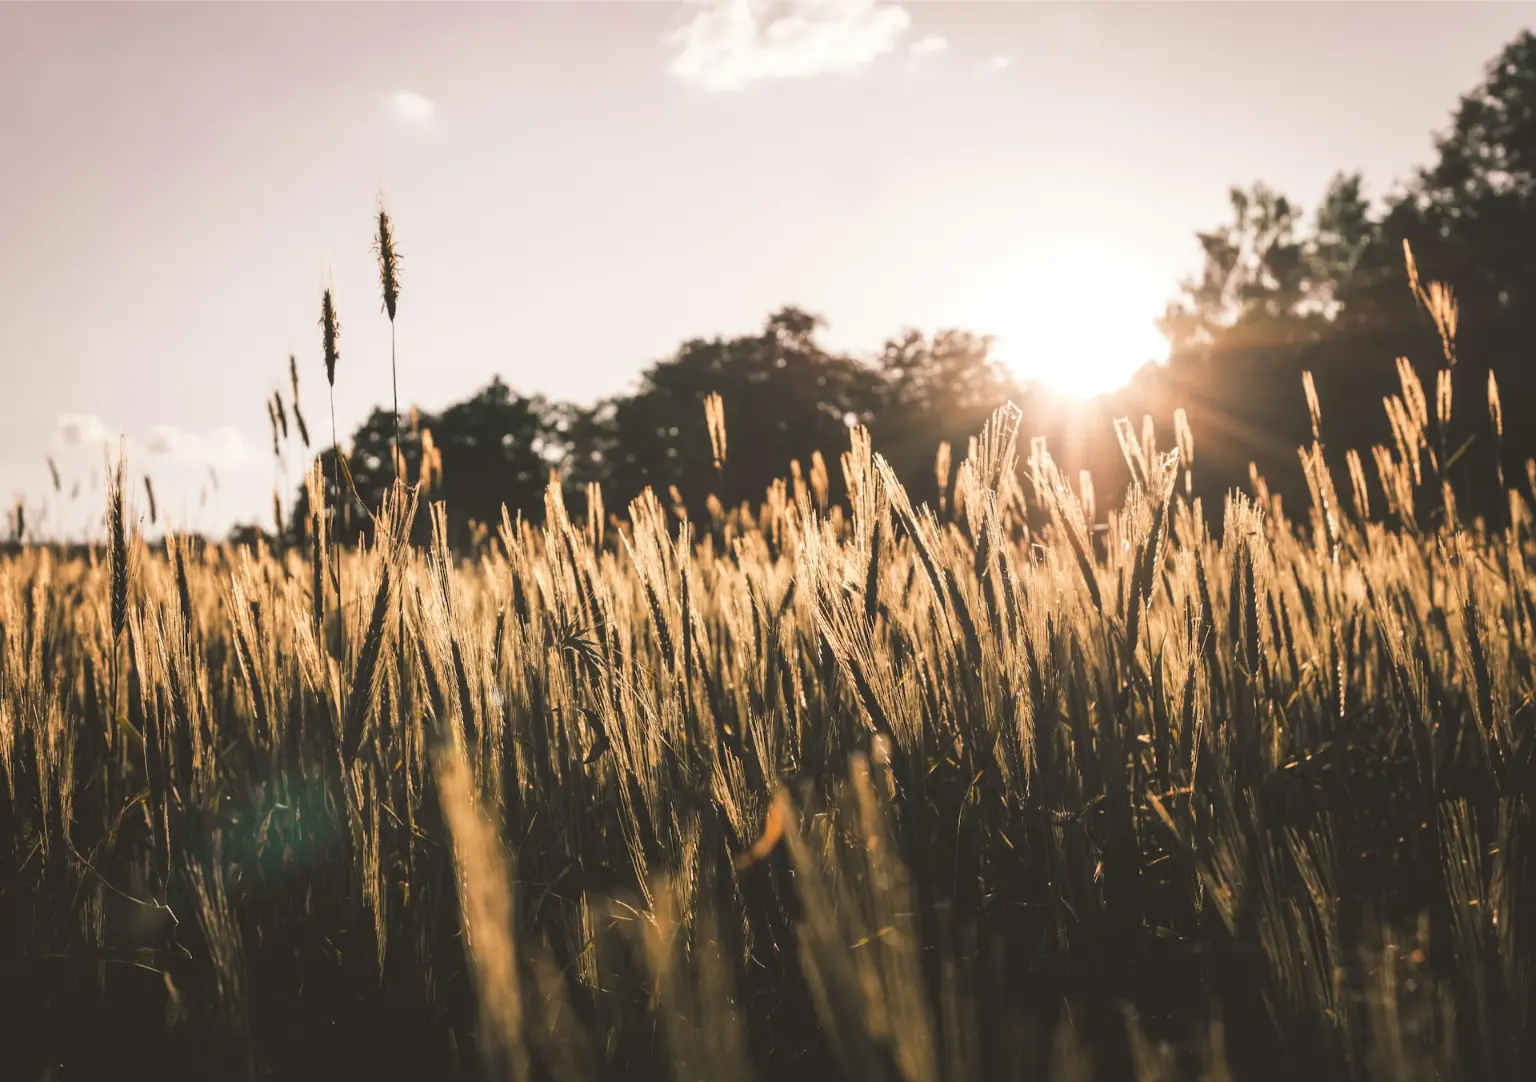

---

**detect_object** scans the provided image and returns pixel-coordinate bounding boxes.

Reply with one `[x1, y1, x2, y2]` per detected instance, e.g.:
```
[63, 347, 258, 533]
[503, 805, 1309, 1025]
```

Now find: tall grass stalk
[375, 200, 402, 483]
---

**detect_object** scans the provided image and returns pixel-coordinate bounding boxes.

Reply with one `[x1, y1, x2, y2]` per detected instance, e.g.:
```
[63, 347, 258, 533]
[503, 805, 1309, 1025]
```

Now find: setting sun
[980, 257, 1170, 398]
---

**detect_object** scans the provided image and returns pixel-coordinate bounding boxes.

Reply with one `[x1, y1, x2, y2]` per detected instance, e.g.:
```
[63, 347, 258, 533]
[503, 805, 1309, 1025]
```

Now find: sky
[3, 1, 1534, 539]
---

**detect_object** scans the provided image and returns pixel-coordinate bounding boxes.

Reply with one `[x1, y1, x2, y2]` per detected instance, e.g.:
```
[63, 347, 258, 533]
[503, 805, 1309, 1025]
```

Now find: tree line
[286, 30, 1536, 546]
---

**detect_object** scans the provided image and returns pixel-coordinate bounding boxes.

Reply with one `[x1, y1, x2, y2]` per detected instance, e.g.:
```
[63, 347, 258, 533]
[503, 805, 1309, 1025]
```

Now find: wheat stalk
[375, 199, 403, 483]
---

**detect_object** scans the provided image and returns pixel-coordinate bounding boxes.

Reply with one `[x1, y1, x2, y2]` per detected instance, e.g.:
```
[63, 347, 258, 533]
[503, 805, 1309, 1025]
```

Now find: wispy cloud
[908, 34, 947, 59]
[57, 413, 112, 450]
[667, 0, 912, 92]
[146, 424, 253, 466]
[56, 414, 251, 467]
[979, 55, 1012, 76]
[389, 89, 437, 125]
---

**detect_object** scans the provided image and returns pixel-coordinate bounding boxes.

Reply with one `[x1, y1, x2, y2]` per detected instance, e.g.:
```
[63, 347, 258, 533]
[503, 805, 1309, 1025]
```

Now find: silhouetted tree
[1160, 181, 1363, 363]
[292, 376, 561, 546]
[270, 30, 1536, 550]
[872, 328, 1021, 508]
[570, 307, 884, 519]
[1148, 31, 1536, 528]
[430, 378, 563, 540]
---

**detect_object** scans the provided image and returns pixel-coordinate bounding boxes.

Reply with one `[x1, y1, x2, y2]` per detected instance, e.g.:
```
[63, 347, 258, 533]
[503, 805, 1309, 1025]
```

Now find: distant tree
[1307, 172, 1378, 318]
[1420, 32, 1536, 217]
[1150, 30, 1536, 527]
[430, 378, 563, 540]
[1160, 182, 1348, 363]
[572, 306, 884, 518]
[271, 29, 1536, 551]
[227, 522, 276, 552]
[1402, 32, 1536, 338]
[873, 328, 1021, 507]
[291, 376, 561, 546]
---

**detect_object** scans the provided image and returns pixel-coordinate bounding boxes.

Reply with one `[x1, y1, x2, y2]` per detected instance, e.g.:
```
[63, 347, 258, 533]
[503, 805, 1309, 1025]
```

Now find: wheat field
[4, 320, 1534, 1080]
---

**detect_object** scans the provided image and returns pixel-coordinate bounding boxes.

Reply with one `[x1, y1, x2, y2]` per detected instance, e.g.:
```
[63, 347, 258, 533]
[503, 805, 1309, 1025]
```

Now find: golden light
[979, 257, 1169, 399]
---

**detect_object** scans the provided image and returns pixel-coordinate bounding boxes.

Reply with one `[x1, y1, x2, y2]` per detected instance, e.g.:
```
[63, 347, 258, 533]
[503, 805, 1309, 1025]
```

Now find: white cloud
[146, 424, 253, 467]
[908, 34, 947, 59]
[979, 55, 1012, 75]
[389, 90, 436, 125]
[203, 427, 252, 466]
[145, 426, 182, 457]
[57, 413, 112, 450]
[667, 0, 912, 92]
[56, 414, 250, 467]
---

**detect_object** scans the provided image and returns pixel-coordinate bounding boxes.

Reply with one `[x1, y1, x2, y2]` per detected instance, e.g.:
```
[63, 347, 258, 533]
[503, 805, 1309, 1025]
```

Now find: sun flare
[981, 259, 1170, 398]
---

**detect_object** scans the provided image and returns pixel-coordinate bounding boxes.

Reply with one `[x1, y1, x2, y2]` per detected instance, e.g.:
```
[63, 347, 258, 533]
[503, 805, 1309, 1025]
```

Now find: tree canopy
[277, 30, 1536, 545]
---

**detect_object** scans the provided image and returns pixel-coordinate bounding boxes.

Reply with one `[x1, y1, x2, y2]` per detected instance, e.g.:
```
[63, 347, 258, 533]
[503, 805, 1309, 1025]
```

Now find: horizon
[4, 0, 1534, 536]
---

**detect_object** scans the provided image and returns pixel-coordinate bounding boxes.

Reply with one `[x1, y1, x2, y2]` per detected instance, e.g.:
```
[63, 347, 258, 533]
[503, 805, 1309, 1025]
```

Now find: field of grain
[3, 344, 1532, 1082]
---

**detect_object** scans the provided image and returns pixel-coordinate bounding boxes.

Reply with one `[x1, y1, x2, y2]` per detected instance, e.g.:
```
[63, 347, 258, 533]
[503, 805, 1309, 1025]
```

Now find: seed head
[267, 397, 281, 457]
[935, 441, 952, 509]
[375, 204, 401, 323]
[107, 445, 129, 642]
[419, 427, 442, 491]
[321, 287, 340, 387]
[272, 391, 289, 442]
[1302, 370, 1322, 442]
[287, 353, 311, 446]
[703, 392, 727, 469]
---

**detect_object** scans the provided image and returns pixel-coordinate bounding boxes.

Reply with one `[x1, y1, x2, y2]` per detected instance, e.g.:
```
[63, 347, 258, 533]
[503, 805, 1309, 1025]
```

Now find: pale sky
[4, 1, 1533, 538]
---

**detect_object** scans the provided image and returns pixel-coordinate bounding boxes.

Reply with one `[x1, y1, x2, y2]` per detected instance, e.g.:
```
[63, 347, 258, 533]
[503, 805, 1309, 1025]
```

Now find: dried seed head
[585, 481, 604, 549]
[1346, 448, 1369, 522]
[288, 355, 312, 446]
[107, 444, 130, 641]
[1488, 371, 1503, 439]
[1403, 238, 1420, 300]
[291, 400, 311, 449]
[1173, 406, 1194, 467]
[1425, 282, 1458, 367]
[144, 474, 158, 526]
[934, 441, 952, 504]
[267, 398, 281, 457]
[375, 203, 401, 322]
[320, 287, 340, 387]
[1397, 356, 1429, 432]
[1114, 417, 1149, 488]
[703, 391, 727, 468]
[272, 391, 289, 442]
[809, 450, 829, 511]
[1302, 370, 1322, 442]
[419, 427, 442, 492]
